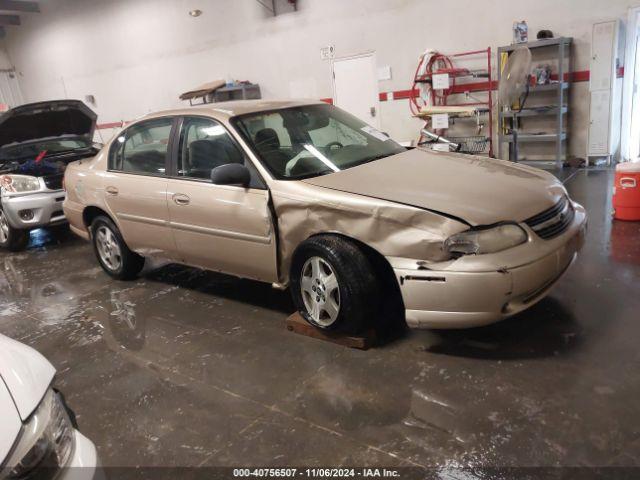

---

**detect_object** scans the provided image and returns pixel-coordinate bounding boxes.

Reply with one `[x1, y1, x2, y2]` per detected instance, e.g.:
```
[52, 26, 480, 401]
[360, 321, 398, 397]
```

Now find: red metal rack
[413, 47, 494, 157]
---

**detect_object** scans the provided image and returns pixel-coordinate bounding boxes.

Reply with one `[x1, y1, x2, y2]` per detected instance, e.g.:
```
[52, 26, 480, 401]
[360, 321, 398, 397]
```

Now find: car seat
[254, 128, 289, 176]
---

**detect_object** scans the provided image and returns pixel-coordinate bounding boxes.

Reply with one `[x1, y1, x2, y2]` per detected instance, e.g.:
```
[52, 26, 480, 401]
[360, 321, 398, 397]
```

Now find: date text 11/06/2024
[233, 468, 401, 478]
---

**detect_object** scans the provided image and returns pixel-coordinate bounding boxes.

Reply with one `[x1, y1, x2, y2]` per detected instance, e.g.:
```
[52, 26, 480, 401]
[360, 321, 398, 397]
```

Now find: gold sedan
[63, 100, 586, 332]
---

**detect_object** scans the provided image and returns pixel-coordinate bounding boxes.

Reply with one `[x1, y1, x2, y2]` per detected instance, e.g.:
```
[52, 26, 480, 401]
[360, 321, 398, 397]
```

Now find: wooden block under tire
[285, 312, 376, 350]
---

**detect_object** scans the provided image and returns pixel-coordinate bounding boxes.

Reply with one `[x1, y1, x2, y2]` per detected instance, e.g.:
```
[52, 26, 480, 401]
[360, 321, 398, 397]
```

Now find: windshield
[233, 104, 406, 180]
[0, 138, 93, 163]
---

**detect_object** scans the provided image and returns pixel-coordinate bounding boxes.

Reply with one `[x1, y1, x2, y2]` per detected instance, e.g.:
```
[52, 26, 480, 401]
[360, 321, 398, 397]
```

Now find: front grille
[43, 173, 64, 191]
[525, 196, 574, 240]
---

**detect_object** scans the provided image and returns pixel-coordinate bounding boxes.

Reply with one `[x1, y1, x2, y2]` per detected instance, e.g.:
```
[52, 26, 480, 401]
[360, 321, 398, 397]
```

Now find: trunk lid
[303, 148, 565, 225]
[0, 100, 97, 149]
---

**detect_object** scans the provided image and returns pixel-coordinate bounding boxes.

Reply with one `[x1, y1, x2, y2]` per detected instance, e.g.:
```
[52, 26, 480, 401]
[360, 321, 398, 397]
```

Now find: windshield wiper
[293, 168, 335, 180]
[359, 153, 392, 164]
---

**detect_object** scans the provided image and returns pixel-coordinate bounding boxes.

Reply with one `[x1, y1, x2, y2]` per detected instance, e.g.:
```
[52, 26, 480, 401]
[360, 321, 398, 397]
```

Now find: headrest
[254, 128, 280, 150]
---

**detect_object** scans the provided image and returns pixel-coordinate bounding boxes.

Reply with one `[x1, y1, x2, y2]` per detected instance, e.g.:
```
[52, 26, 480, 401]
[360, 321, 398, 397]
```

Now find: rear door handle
[172, 193, 190, 206]
[105, 186, 119, 196]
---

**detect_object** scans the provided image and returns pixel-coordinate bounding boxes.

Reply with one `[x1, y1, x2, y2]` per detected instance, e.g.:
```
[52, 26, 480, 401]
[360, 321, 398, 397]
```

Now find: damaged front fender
[270, 182, 468, 284]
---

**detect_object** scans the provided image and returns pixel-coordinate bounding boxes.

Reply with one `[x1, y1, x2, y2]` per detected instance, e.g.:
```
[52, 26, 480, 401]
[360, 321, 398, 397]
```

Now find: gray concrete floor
[1, 168, 639, 473]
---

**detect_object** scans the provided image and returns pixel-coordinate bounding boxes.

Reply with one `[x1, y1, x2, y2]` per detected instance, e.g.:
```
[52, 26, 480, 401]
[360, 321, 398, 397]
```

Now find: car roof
[141, 99, 326, 122]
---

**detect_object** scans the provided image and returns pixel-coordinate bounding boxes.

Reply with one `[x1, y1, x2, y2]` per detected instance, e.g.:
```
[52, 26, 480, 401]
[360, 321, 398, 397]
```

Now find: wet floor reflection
[609, 219, 640, 266]
[109, 290, 146, 351]
[422, 298, 581, 360]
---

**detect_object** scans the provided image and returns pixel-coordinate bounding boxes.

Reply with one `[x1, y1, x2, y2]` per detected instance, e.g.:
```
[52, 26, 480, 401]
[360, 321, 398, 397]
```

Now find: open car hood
[302, 148, 566, 226]
[0, 100, 97, 149]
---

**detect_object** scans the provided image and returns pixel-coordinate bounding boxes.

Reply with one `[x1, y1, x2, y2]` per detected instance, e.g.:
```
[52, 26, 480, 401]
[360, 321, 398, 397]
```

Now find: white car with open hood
[0, 100, 100, 251]
[0, 334, 101, 479]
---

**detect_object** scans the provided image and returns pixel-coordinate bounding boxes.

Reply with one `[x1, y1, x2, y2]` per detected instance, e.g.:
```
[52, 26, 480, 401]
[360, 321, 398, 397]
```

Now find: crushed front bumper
[393, 204, 587, 329]
[1, 190, 67, 230]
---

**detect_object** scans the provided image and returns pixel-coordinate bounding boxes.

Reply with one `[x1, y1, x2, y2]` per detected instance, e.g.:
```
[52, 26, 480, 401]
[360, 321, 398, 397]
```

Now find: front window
[233, 104, 405, 180]
[177, 117, 245, 179]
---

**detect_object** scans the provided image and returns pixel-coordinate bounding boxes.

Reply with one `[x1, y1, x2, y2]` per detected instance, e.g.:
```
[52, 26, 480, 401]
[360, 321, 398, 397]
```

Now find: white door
[332, 53, 380, 128]
[590, 22, 616, 92]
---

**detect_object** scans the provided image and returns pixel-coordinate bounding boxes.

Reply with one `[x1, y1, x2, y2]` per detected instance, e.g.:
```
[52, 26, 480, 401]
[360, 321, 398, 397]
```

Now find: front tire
[91, 215, 144, 280]
[0, 207, 29, 252]
[290, 235, 379, 333]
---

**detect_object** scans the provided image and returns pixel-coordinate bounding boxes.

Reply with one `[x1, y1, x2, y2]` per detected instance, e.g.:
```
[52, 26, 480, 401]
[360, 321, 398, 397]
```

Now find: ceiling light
[189, 9, 202, 17]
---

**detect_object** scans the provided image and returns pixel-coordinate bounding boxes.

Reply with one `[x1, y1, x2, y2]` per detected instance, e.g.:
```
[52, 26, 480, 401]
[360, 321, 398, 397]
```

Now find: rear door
[166, 116, 278, 283]
[103, 117, 177, 258]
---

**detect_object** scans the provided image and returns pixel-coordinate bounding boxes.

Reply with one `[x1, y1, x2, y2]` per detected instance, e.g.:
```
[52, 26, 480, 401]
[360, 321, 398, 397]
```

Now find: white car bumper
[59, 430, 104, 480]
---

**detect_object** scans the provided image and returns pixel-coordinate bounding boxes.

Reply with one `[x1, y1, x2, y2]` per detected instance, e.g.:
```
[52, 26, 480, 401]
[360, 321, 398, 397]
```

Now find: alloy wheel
[300, 256, 341, 327]
[96, 225, 122, 271]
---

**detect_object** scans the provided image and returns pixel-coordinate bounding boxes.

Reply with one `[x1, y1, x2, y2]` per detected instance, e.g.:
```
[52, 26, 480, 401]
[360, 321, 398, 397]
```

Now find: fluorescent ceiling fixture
[303, 145, 339, 172]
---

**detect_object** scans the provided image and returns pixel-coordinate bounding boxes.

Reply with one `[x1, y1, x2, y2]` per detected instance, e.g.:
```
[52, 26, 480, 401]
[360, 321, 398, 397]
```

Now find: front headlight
[0, 175, 41, 195]
[2, 388, 75, 479]
[444, 223, 528, 257]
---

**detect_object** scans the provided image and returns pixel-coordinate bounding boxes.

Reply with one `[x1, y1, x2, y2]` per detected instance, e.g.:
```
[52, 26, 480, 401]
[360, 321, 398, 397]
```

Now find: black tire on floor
[0, 206, 29, 252]
[290, 235, 379, 333]
[91, 215, 144, 280]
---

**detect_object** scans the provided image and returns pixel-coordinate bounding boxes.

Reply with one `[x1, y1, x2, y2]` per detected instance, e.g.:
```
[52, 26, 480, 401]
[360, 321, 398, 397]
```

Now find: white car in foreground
[0, 334, 100, 479]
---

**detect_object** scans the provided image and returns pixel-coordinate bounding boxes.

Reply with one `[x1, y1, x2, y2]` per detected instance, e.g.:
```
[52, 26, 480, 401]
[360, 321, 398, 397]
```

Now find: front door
[103, 117, 176, 258]
[167, 116, 278, 283]
[332, 53, 380, 128]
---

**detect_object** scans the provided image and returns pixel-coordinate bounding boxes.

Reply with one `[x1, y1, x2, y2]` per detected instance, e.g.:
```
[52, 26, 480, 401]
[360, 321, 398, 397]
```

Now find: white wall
[1, 0, 637, 157]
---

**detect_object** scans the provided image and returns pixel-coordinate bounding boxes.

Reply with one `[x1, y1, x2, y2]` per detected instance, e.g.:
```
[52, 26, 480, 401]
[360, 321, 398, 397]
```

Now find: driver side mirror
[211, 163, 251, 186]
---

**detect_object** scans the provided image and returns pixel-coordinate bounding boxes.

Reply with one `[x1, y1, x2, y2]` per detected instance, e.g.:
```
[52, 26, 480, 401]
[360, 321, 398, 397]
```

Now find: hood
[0, 334, 56, 420]
[0, 377, 21, 463]
[303, 148, 566, 226]
[0, 100, 97, 149]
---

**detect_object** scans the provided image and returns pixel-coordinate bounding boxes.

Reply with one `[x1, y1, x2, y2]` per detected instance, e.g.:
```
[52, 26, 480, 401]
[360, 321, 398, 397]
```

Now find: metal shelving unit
[497, 37, 572, 168]
[414, 48, 494, 156]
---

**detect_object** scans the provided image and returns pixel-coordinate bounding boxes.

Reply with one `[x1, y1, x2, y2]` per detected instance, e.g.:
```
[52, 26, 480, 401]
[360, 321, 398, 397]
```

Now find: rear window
[109, 118, 173, 175]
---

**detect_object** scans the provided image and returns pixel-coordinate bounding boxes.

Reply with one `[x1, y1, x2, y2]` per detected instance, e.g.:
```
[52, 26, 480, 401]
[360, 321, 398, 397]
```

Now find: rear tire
[91, 215, 144, 280]
[290, 235, 379, 333]
[0, 207, 29, 252]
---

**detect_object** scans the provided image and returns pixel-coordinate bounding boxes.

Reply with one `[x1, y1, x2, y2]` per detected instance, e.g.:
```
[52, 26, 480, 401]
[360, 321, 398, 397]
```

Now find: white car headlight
[445, 223, 528, 257]
[2, 388, 75, 479]
[0, 175, 41, 195]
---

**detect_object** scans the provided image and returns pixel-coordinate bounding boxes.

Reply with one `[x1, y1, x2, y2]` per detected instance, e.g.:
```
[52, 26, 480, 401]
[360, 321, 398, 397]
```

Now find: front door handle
[105, 186, 119, 196]
[172, 193, 190, 206]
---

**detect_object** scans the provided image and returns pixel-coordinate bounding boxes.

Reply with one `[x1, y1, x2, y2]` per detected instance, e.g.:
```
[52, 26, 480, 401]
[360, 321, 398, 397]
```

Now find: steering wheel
[325, 141, 344, 150]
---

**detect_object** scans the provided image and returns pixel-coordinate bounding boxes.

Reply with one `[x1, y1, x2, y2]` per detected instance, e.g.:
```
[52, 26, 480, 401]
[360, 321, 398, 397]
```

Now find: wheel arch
[82, 206, 114, 232]
[293, 232, 406, 321]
